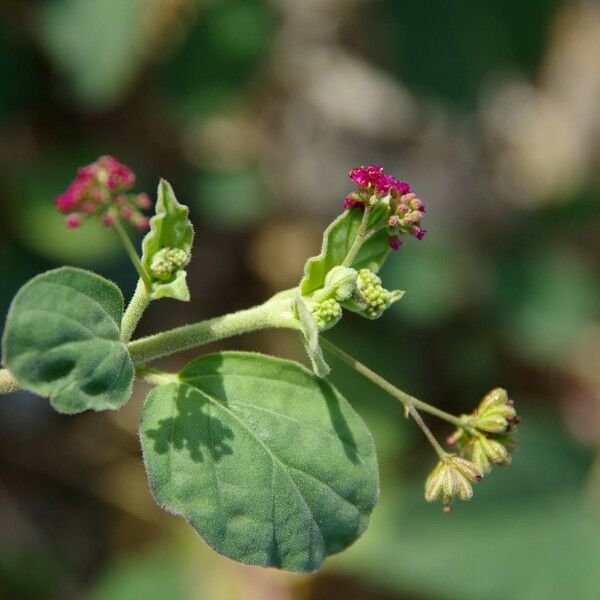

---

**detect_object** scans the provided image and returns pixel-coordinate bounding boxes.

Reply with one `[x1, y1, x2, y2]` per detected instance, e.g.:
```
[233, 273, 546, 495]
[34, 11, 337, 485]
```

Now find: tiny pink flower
[412, 226, 426, 240]
[389, 236, 403, 250]
[65, 214, 82, 228]
[136, 193, 152, 209]
[101, 213, 116, 228]
[55, 156, 149, 230]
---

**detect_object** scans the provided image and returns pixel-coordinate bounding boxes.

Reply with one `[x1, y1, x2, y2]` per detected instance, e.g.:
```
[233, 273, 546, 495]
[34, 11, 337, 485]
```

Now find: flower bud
[323, 266, 358, 303]
[150, 247, 189, 281]
[424, 455, 482, 510]
[469, 388, 518, 433]
[460, 435, 510, 475]
[342, 269, 404, 319]
[310, 298, 342, 331]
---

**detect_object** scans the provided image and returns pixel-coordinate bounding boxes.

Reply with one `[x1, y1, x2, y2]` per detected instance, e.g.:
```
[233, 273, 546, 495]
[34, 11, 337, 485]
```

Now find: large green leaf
[142, 179, 194, 301]
[300, 209, 389, 296]
[2, 267, 134, 414]
[140, 351, 379, 573]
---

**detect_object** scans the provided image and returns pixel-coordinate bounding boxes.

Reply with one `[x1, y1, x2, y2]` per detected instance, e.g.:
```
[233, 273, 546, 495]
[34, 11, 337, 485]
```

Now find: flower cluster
[310, 298, 343, 331]
[150, 247, 189, 281]
[344, 165, 426, 249]
[54, 156, 150, 230]
[343, 269, 404, 319]
[447, 388, 520, 475]
[424, 455, 482, 512]
[348, 164, 412, 197]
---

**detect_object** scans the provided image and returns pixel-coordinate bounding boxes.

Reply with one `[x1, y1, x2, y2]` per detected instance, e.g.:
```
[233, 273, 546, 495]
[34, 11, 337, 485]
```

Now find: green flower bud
[460, 435, 510, 475]
[150, 247, 189, 281]
[469, 388, 518, 433]
[424, 455, 482, 511]
[310, 298, 342, 331]
[342, 269, 404, 319]
[323, 266, 358, 303]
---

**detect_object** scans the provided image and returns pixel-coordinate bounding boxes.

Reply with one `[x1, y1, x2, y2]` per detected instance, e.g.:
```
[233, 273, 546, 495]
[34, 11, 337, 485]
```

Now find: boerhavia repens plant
[0, 158, 519, 572]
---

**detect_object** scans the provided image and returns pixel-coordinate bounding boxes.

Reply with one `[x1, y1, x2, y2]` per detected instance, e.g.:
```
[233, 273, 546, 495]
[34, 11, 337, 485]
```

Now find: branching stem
[127, 290, 300, 364]
[342, 206, 371, 267]
[319, 337, 465, 429]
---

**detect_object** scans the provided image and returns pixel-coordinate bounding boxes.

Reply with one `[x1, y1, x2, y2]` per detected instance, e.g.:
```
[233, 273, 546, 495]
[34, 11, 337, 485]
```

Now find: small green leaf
[300, 210, 389, 297]
[140, 352, 379, 573]
[2, 267, 134, 414]
[295, 294, 330, 377]
[142, 179, 194, 301]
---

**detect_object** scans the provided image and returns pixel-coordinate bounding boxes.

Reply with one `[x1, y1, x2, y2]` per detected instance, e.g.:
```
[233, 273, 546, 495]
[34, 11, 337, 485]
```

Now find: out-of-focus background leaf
[1, 0, 599, 598]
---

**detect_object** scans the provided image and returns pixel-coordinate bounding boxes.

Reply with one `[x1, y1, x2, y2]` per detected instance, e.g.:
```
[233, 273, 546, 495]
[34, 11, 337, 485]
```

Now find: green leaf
[142, 179, 194, 301]
[300, 210, 389, 297]
[294, 294, 330, 377]
[2, 267, 134, 414]
[140, 352, 379, 573]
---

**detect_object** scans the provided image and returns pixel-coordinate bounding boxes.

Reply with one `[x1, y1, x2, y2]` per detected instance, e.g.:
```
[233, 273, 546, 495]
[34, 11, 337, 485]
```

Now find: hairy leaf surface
[140, 351, 379, 573]
[2, 267, 134, 413]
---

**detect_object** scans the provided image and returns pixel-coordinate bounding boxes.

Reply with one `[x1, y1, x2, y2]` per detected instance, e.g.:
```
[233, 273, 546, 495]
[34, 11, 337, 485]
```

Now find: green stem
[342, 206, 371, 267]
[0, 369, 20, 395]
[136, 366, 179, 387]
[320, 337, 466, 429]
[121, 279, 151, 342]
[406, 404, 447, 459]
[113, 219, 153, 291]
[127, 292, 300, 364]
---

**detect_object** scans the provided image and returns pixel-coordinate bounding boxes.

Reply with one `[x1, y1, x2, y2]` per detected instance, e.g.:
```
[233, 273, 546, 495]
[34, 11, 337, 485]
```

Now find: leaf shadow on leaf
[145, 384, 234, 463]
[316, 379, 360, 465]
[184, 353, 361, 466]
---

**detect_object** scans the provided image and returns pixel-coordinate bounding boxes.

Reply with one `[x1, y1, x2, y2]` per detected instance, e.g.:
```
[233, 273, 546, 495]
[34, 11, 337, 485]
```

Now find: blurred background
[1, 0, 599, 598]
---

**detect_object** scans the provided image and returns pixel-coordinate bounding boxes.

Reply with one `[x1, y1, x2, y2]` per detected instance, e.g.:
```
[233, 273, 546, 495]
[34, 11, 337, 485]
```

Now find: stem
[0, 369, 20, 395]
[121, 279, 151, 342]
[136, 366, 179, 387]
[406, 404, 447, 459]
[342, 206, 371, 267]
[127, 293, 300, 364]
[113, 219, 153, 291]
[320, 337, 465, 429]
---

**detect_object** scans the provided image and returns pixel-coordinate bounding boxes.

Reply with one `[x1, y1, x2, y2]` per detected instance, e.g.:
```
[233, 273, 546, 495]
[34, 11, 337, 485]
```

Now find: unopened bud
[150, 247, 189, 281]
[310, 298, 342, 331]
[323, 266, 357, 303]
[424, 455, 482, 511]
[469, 388, 518, 433]
[342, 269, 404, 319]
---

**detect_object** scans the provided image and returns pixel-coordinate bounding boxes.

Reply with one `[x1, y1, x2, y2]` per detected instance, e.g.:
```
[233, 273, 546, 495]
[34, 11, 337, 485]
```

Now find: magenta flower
[348, 164, 413, 197]
[54, 156, 150, 230]
[388, 236, 403, 250]
[345, 164, 426, 246]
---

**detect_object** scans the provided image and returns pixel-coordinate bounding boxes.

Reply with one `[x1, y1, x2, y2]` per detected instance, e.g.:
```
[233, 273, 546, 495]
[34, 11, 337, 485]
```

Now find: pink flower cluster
[54, 156, 150, 230]
[349, 165, 412, 197]
[344, 164, 426, 249]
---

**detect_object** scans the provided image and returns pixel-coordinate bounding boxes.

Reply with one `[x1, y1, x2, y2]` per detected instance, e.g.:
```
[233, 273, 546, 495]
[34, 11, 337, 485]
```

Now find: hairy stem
[127, 292, 300, 364]
[320, 337, 465, 429]
[113, 219, 153, 291]
[121, 279, 151, 342]
[342, 206, 371, 267]
[136, 366, 179, 387]
[0, 369, 20, 394]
